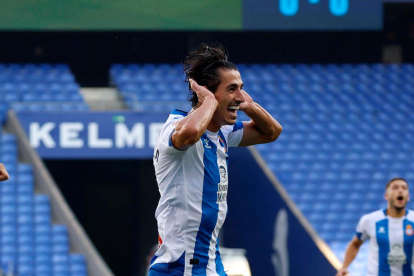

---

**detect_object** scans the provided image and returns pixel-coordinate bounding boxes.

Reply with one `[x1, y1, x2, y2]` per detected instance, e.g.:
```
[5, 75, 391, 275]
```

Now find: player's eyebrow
[226, 83, 243, 90]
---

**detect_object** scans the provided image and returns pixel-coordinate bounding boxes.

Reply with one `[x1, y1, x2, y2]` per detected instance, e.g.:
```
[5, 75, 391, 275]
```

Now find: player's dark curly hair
[184, 43, 237, 108]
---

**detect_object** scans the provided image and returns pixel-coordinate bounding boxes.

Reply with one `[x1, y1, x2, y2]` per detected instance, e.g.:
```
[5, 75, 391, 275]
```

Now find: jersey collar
[383, 208, 409, 218]
[171, 109, 188, 116]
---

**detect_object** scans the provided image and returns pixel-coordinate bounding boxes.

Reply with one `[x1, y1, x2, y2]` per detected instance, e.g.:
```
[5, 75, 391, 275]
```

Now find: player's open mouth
[227, 105, 239, 118]
[397, 196, 404, 201]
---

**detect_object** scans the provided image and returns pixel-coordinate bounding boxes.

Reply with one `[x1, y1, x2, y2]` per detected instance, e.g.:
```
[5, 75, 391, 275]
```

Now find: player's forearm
[243, 103, 282, 141]
[341, 242, 360, 270]
[176, 98, 218, 144]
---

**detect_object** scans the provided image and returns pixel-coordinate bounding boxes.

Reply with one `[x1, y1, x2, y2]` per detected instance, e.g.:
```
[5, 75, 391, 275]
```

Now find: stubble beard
[391, 199, 406, 212]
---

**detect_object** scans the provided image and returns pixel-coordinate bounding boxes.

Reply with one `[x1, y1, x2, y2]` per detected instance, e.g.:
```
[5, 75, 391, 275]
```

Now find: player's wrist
[239, 101, 257, 113]
[203, 97, 218, 106]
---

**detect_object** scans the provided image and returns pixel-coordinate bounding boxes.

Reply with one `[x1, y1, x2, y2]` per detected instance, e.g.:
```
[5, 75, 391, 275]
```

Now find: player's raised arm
[0, 163, 10, 181]
[336, 236, 363, 276]
[171, 79, 218, 150]
[238, 90, 282, 147]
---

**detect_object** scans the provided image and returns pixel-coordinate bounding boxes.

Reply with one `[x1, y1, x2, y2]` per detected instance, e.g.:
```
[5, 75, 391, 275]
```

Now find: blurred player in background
[150, 43, 282, 276]
[0, 163, 10, 181]
[337, 178, 413, 276]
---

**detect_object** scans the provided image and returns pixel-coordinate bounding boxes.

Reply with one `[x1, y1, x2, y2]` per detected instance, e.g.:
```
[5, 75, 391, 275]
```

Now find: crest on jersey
[378, 227, 386, 234]
[406, 224, 414, 236]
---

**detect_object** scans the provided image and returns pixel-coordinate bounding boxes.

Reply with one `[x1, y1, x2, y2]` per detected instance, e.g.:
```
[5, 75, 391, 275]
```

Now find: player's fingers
[189, 79, 200, 91]
[0, 163, 9, 182]
[242, 89, 252, 99]
[189, 79, 209, 94]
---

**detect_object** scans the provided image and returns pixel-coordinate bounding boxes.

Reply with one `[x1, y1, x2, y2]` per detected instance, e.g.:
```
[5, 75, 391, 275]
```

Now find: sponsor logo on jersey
[204, 138, 211, 149]
[217, 166, 228, 203]
[388, 244, 407, 266]
[406, 224, 414, 236]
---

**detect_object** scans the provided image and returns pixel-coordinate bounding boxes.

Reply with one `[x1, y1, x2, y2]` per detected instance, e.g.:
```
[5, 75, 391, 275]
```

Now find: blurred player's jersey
[150, 109, 244, 276]
[356, 209, 414, 276]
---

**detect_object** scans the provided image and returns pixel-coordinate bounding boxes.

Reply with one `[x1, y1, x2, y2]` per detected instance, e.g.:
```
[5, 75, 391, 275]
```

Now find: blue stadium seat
[19, 225, 33, 236]
[19, 234, 34, 245]
[35, 214, 52, 225]
[35, 264, 52, 276]
[53, 243, 70, 254]
[18, 213, 33, 225]
[52, 225, 68, 234]
[35, 225, 51, 235]
[33, 83, 48, 94]
[18, 182, 34, 194]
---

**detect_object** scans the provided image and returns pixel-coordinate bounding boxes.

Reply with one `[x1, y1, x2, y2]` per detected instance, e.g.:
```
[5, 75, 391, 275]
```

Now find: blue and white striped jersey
[356, 209, 414, 276]
[150, 109, 244, 276]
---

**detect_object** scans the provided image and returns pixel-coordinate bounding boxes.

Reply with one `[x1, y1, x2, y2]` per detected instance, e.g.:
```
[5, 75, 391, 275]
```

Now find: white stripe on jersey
[206, 147, 228, 276]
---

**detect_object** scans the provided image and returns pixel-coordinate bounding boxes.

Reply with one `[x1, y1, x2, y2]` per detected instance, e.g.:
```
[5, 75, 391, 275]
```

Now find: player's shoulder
[167, 109, 188, 122]
[157, 109, 188, 144]
[361, 209, 387, 223]
[220, 121, 244, 134]
[406, 209, 414, 221]
[163, 109, 188, 127]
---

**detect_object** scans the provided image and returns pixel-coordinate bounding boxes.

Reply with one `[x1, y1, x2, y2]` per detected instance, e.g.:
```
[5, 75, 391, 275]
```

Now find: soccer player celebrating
[0, 163, 10, 181]
[337, 178, 413, 276]
[150, 43, 282, 276]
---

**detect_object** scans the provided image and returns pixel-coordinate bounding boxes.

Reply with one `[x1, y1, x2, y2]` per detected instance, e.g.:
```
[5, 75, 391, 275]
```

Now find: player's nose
[234, 89, 245, 103]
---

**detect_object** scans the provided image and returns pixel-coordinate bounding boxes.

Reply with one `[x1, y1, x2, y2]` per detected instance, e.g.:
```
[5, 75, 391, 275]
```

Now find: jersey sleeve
[355, 215, 369, 241]
[156, 116, 186, 154]
[220, 121, 244, 147]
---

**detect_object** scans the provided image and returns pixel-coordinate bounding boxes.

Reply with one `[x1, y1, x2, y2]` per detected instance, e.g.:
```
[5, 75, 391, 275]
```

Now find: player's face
[385, 180, 410, 210]
[211, 69, 245, 128]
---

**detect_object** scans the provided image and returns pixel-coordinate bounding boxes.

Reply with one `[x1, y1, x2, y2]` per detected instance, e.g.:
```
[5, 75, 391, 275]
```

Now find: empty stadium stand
[0, 64, 88, 276]
[0, 64, 88, 119]
[111, 63, 414, 276]
[0, 135, 87, 276]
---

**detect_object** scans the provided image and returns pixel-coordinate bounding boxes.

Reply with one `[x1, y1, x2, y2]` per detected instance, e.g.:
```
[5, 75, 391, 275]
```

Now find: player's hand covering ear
[189, 79, 216, 105]
[238, 90, 254, 111]
[0, 163, 10, 181]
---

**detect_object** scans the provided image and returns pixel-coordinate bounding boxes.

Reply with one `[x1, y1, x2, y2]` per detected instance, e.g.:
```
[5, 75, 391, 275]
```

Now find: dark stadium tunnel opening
[43, 159, 160, 276]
